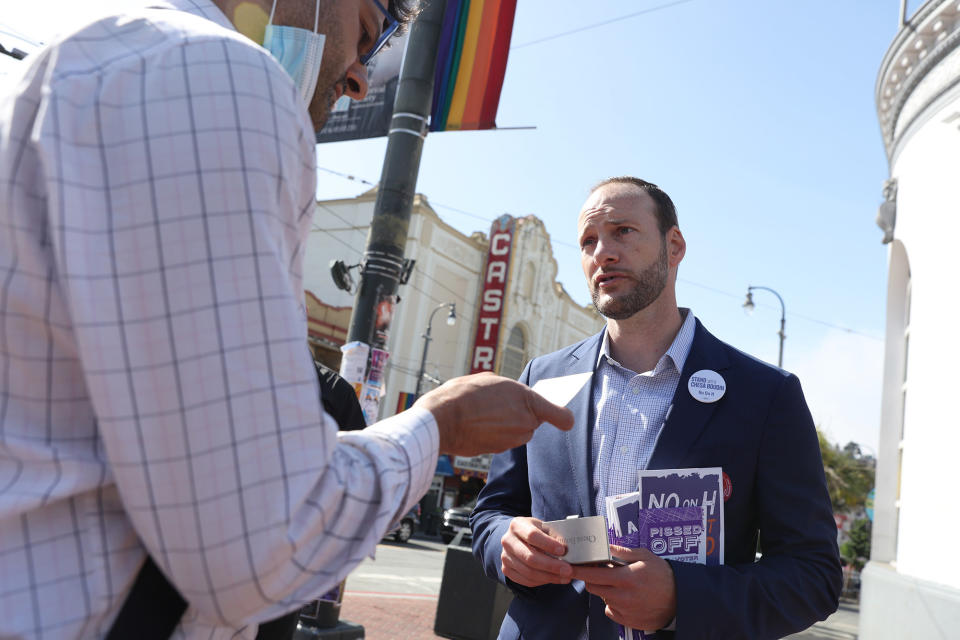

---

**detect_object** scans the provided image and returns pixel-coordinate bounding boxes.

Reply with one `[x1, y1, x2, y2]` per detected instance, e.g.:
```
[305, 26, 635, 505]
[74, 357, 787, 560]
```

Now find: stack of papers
[604, 467, 725, 640]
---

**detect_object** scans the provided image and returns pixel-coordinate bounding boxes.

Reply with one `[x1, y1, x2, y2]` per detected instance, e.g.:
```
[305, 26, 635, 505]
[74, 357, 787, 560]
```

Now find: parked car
[440, 498, 477, 544]
[386, 505, 420, 543]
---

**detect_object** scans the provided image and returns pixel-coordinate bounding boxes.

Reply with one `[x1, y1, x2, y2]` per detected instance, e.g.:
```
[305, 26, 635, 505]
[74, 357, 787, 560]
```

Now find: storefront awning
[435, 454, 455, 476]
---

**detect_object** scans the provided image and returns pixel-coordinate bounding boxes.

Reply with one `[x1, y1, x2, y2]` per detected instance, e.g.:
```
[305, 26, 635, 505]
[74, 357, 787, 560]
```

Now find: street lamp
[743, 285, 786, 368]
[415, 302, 457, 398]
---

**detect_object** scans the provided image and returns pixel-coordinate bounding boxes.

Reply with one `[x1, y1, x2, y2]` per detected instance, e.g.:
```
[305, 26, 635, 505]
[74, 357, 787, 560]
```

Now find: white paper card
[531, 372, 592, 407]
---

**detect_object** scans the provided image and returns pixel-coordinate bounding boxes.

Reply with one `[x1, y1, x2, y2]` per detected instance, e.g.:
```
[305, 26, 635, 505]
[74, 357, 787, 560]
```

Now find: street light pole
[415, 302, 456, 398]
[743, 285, 786, 368]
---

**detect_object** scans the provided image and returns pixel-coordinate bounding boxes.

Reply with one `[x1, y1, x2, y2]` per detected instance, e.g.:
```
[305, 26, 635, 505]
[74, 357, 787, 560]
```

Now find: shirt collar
[597, 308, 696, 375]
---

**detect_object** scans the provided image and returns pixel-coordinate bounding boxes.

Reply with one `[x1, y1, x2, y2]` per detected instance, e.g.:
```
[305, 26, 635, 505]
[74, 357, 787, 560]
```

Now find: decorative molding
[876, 178, 898, 245]
[876, 0, 960, 160]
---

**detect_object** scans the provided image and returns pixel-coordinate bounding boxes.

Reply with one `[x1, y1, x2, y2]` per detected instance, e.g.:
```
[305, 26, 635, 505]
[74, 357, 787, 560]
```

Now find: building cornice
[876, 0, 960, 161]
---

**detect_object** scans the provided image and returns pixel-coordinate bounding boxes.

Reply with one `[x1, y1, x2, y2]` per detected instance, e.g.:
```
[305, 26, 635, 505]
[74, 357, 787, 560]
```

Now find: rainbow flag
[396, 391, 417, 413]
[431, 0, 517, 132]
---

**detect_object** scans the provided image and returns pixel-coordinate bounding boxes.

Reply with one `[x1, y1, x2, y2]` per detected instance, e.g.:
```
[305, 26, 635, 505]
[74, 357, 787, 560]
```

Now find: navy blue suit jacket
[471, 320, 841, 639]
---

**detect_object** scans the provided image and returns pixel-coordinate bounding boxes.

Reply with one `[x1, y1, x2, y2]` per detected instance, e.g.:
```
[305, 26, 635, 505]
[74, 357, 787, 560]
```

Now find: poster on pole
[315, 32, 409, 143]
[339, 341, 370, 389]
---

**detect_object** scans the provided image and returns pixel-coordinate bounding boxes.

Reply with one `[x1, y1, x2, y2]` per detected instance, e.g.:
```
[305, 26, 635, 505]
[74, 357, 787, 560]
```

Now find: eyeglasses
[359, 0, 399, 65]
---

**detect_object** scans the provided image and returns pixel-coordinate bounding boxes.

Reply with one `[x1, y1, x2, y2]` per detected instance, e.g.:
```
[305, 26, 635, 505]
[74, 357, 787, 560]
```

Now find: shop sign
[453, 454, 493, 475]
[470, 215, 515, 373]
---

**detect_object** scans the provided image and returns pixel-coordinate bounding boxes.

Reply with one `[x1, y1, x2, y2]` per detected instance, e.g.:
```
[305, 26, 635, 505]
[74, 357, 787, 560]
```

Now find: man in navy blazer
[471, 177, 841, 639]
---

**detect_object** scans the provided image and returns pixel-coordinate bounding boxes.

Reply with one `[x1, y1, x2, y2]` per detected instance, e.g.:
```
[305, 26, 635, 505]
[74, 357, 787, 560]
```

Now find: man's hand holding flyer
[603, 468, 725, 640]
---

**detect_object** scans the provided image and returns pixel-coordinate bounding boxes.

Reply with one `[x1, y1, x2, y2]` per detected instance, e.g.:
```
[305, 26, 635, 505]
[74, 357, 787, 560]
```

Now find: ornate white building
[862, 1, 960, 635]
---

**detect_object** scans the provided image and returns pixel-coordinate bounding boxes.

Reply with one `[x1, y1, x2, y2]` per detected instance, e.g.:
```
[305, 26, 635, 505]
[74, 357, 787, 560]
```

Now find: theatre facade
[304, 189, 604, 512]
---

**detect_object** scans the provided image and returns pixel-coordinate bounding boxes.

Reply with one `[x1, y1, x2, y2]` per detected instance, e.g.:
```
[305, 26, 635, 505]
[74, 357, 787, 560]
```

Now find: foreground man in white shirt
[0, 1, 573, 637]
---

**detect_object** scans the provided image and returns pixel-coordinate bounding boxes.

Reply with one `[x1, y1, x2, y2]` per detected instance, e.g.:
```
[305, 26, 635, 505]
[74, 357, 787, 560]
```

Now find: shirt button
[621, 446, 628, 454]
[632, 387, 641, 394]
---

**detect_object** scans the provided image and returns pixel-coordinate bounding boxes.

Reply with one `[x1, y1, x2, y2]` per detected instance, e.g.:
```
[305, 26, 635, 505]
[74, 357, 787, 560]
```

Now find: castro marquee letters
[470, 215, 516, 373]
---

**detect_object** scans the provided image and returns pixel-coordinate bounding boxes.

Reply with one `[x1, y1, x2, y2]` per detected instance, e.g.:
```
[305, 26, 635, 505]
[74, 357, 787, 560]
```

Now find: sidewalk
[340, 591, 441, 640]
[340, 594, 860, 640]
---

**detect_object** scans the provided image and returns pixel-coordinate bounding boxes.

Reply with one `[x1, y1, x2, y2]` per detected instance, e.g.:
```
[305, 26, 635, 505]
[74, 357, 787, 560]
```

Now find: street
[337, 536, 859, 639]
[346, 538, 447, 596]
[337, 537, 448, 639]
[787, 603, 860, 640]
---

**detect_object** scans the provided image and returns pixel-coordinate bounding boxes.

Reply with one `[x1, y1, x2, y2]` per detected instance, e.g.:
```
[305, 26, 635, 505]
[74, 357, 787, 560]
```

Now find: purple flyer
[605, 492, 641, 548]
[636, 506, 706, 563]
[637, 467, 724, 565]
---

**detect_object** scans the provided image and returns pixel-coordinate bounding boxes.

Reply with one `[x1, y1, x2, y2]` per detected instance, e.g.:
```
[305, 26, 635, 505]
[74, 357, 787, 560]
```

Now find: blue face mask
[262, 0, 325, 107]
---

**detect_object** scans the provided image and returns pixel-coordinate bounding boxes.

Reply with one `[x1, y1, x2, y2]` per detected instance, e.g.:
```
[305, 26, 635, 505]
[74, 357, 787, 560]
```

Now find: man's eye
[580, 238, 595, 249]
[616, 227, 633, 236]
[359, 21, 375, 53]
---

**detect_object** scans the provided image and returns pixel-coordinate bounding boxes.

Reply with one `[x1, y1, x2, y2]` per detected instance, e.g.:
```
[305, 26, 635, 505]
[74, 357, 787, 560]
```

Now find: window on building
[499, 325, 527, 380]
[895, 275, 911, 552]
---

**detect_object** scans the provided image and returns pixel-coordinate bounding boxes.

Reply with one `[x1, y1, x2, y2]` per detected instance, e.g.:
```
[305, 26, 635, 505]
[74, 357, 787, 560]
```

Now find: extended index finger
[524, 387, 574, 432]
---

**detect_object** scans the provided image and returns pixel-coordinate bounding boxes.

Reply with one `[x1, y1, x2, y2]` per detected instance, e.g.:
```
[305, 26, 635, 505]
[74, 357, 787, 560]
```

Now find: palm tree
[818, 431, 874, 513]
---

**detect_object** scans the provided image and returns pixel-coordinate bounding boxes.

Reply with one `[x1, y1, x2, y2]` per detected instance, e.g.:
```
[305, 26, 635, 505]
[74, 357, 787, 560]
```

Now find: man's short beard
[591, 239, 668, 320]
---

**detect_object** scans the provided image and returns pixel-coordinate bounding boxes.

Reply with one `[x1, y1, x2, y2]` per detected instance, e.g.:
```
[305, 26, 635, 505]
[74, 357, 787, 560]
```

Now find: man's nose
[344, 61, 369, 101]
[593, 237, 618, 265]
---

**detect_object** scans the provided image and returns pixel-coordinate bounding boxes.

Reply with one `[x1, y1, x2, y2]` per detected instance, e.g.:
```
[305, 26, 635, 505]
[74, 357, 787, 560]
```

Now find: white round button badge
[688, 369, 726, 403]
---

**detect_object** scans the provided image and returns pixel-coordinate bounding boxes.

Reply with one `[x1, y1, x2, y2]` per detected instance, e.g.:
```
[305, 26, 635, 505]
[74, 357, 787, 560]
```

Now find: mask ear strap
[313, 0, 320, 33]
[267, 0, 279, 26]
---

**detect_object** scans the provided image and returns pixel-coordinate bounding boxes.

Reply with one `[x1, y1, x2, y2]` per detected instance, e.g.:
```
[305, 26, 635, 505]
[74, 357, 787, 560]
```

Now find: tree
[841, 518, 872, 570]
[818, 431, 875, 513]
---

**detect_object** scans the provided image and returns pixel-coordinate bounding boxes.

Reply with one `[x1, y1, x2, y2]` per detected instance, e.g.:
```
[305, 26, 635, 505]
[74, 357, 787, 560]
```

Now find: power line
[317, 166, 376, 187]
[315, 202, 369, 233]
[0, 25, 43, 47]
[676, 279, 883, 341]
[510, 0, 695, 50]
[430, 201, 494, 224]
[310, 223, 362, 257]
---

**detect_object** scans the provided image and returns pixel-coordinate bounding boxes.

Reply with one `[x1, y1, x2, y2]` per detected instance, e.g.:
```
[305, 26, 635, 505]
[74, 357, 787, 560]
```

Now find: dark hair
[591, 176, 678, 235]
[388, 0, 423, 34]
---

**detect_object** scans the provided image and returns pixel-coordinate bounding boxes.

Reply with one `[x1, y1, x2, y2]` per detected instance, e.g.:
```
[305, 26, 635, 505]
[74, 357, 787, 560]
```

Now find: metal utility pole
[346, 0, 447, 347]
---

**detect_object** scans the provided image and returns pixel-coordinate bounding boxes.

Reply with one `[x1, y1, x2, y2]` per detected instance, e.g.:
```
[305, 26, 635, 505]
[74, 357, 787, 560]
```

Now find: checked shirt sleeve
[36, 23, 438, 627]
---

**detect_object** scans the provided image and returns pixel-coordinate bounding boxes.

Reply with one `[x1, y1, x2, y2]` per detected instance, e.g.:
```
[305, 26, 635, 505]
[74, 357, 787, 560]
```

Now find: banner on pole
[316, 32, 409, 143]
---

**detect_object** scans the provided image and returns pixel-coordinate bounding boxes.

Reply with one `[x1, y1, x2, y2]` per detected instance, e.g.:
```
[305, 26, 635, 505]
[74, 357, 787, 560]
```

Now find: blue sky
[1, 1, 913, 451]
[315, 1, 906, 452]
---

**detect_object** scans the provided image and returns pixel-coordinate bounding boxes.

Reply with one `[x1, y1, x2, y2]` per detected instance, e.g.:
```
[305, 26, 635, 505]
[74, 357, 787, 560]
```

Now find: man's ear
[667, 227, 686, 267]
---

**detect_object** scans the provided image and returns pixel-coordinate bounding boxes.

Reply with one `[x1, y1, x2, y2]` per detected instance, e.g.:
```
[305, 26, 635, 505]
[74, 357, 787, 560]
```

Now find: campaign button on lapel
[687, 369, 726, 403]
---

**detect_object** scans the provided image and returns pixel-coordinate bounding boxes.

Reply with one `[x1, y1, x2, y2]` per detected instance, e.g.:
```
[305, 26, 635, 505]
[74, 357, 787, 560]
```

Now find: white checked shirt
[0, 2, 438, 638]
[591, 309, 696, 519]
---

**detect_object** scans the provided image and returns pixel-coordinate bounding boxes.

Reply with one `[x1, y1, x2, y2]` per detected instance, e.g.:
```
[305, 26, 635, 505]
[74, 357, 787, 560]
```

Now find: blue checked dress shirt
[578, 308, 696, 640]
[577, 309, 695, 639]
[591, 309, 696, 518]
